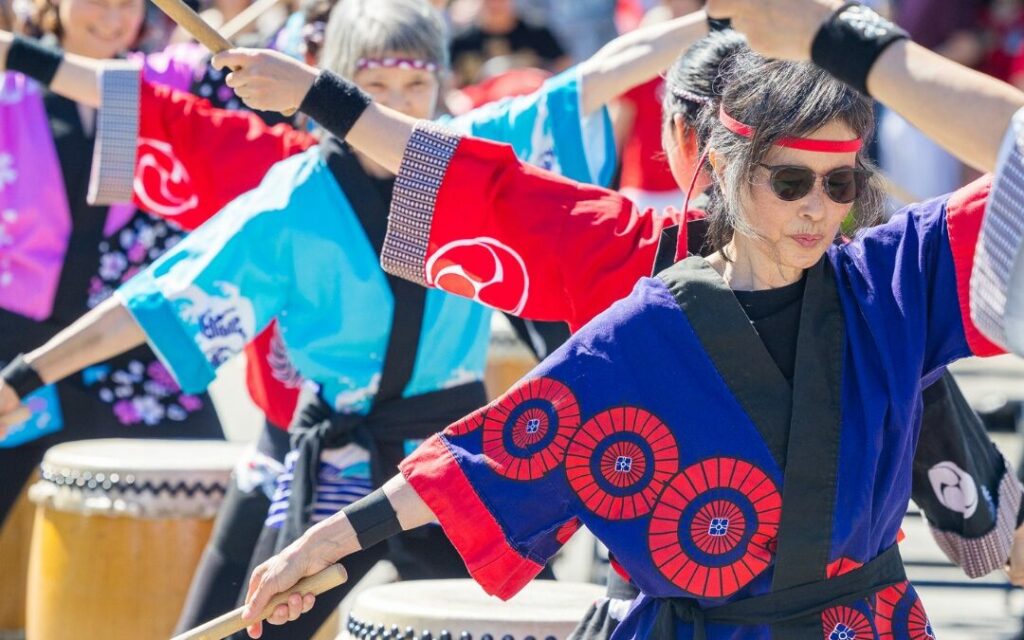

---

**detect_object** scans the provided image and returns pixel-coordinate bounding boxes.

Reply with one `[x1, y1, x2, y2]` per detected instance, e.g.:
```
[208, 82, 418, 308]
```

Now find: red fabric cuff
[400, 434, 544, 600]
[945, 175, 1005, 357]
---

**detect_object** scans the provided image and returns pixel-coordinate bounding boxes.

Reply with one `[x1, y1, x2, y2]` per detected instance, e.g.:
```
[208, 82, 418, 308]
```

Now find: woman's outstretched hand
[0, 381, 30, 439]
[212, 48, 320, 115]
[1006, 524, 1024, 586]
[241, 533, 343, 638]
[705, 0, 843, 60]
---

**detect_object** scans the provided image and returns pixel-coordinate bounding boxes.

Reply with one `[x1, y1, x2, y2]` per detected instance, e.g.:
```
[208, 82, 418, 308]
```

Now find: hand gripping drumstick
[148, 0, 300, 115]
[170, 564, 348, 640]
[148, 0, 233, 53]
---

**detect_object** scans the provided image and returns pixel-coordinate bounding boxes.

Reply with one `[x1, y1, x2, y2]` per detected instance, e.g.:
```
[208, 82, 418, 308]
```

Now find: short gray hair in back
[318, 0, 449, 80]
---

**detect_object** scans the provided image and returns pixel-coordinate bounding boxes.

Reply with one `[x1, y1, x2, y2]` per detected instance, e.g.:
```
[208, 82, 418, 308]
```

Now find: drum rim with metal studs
[29, 438, 245, 518]
[342, 579, 605, 640]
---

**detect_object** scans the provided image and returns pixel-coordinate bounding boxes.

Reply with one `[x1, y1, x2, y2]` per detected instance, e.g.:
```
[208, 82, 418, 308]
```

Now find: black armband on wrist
[6, 35, 64, 87]
[810, 2, 909, 96]
[343, 488, 402, 550]
[298, 70, 372, 141]
[1, 355, 45, 401]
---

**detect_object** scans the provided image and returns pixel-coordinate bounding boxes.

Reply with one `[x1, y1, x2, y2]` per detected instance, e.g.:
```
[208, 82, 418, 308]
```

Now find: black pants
[176, 423, 288, 632]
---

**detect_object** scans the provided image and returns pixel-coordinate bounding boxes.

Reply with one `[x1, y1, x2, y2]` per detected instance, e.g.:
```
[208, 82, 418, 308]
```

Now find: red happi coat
[129, 81, 317, 427]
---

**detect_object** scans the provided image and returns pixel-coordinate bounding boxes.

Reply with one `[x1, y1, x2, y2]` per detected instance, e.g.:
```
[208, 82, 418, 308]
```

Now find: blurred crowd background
[7, 0, 1024, 210]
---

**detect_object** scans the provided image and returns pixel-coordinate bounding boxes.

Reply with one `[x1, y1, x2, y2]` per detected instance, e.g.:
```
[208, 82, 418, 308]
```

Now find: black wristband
[1, 355, 45, 401]
[810, 2, 909, 96]
[343, 488, 402, 550]
[298, 70, 372, 141]
[6, 35, 64, 87]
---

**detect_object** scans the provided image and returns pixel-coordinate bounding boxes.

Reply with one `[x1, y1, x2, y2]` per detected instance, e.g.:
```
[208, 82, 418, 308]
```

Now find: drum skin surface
[344, 580, 605, 639]
[24, 439, 243, 640]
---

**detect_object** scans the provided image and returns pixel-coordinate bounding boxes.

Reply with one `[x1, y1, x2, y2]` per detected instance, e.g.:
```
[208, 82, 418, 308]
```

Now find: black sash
[276, 139, 489, 548]
[280, 381, 487, 548]
[652, 545, 906, 640]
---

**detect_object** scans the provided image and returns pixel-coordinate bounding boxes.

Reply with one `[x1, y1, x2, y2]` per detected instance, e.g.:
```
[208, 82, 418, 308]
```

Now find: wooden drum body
[343, 580, 604, 640]
[0, 475, 36, 640]
[26, 439, 243, 640]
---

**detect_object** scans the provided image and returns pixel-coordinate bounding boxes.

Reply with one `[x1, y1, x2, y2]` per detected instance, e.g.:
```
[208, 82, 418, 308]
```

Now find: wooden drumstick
[148, 0, 300, 116]
[170, 564, 348, 640]
[149, 0, 233, 54]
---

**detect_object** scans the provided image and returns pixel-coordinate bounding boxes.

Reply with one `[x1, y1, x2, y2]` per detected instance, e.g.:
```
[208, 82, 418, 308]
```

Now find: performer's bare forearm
[867, 39, 1024, 173]
[577, 10, 709, 116]
[25, 297, 146, 385]
[1, 30, 103, 107]
[344, 103, 416, 175]
[302, 474, 435, 561]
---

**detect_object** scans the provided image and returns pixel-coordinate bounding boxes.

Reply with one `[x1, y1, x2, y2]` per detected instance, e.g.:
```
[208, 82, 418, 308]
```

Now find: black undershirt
[732, 276, 806, 384]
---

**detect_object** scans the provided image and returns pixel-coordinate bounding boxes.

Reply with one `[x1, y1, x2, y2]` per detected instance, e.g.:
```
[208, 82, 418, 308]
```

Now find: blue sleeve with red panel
[839, 176, 1003, 379]
[400, 374, 585, 599]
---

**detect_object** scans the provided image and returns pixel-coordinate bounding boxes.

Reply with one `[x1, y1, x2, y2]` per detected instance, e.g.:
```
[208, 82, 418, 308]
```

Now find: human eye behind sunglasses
[757, 163, 869, 204]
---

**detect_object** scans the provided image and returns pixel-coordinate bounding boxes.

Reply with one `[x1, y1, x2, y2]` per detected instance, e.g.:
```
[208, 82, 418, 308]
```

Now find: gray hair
[696, 50, 885, 257]
[318, 0, 449, 80]
[662, 30, 747, 139]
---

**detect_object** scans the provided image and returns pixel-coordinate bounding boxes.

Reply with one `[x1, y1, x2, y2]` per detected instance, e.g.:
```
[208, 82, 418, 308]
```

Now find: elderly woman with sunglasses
[135, 0, 1024, 637]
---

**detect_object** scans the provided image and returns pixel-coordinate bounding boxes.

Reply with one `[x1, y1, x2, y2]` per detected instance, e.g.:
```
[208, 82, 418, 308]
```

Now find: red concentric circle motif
[565, 406, 679, 520]
[873, 581, 934, 639]
[690, 500, 746, 555]
[873, 582, 906, 639]
[481, 376, 580, 480]
[444, 406, 485, 437]
[908, 597, 935, 639]
[822, 606, 874, 640]
[648, 457, 781, 598]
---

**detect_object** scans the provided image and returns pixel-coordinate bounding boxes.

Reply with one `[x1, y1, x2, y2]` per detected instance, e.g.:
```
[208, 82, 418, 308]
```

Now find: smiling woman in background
[0, 0, 223, 530]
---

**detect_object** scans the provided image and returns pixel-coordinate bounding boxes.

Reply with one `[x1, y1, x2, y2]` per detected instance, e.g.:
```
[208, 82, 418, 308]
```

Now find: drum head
[30, 439, 245, 518]
[345, 579, 604, 639]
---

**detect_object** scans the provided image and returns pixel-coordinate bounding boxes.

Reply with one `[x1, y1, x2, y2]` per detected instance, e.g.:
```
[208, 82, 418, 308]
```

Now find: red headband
[719, 107, 863, 153]
[356, 57, 439, 73]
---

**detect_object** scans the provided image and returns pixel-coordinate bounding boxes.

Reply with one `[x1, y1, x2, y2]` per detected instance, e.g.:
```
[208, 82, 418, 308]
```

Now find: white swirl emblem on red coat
[134, 138, 199, 217]
[425, 237, 529, 315]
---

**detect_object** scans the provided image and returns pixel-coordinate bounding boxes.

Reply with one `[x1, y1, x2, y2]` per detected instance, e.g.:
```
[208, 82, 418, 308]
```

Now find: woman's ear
[672, 113, 687, 149]
[708, 148, 723, 179]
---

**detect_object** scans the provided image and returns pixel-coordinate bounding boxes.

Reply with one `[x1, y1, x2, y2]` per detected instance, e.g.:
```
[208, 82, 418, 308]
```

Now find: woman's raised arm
[1, 31, 104, 106]
[0, 297, 145, 433]
[705, 0, 1024, 173]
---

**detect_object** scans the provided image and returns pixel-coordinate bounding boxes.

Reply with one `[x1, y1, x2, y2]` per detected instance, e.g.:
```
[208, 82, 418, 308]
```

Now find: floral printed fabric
[82, 210, 203, 426]
[88, 211, 182, 308]
[81, 355, 205, 427]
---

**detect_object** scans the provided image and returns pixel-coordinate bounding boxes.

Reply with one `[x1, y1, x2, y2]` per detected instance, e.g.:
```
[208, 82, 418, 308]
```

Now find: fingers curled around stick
[0, 405, 31, 431]
[212, 48, 253, 71]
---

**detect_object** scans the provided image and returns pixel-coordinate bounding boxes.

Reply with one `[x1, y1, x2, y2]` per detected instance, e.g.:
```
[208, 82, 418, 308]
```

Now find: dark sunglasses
[757, 163, 871, 204]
